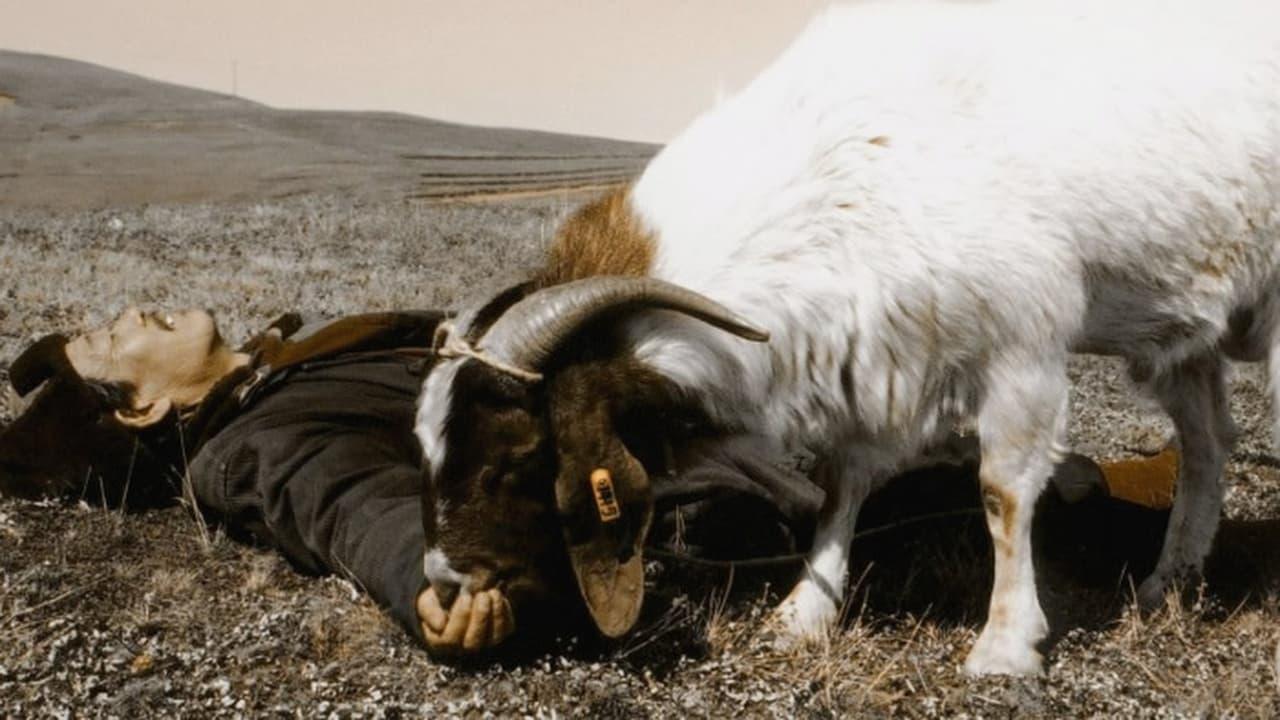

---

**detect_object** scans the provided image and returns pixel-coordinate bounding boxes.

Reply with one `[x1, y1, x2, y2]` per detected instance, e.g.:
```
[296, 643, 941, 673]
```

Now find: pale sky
[0, 1, 830, 142]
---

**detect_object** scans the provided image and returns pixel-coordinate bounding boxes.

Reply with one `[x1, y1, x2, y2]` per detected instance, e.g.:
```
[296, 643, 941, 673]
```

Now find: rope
[431, 320, 544, 383]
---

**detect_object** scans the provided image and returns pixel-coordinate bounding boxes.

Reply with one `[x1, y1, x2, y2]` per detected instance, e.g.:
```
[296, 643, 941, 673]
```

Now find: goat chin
[418, 0, 1280, 673]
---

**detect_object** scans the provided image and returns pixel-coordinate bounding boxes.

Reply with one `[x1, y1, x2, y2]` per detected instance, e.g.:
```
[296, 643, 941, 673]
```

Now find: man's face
[65, 307, 233, 410]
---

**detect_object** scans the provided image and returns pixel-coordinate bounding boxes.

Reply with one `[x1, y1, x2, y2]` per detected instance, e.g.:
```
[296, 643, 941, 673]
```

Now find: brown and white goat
[417, 191, 769, 636]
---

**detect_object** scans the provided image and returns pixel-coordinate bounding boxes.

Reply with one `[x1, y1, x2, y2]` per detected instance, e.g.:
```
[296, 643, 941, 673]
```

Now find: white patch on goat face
[416, 358, 463, 476]
[422, 547, 467, 589]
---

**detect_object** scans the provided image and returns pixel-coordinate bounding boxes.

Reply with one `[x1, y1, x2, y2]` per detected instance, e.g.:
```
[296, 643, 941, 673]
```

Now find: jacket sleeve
[650, 435, 825, 560]
[188, 355, 430, 642]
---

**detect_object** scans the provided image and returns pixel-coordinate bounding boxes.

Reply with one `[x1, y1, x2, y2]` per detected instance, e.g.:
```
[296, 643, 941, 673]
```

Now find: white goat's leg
[772, 458, 868, 641]
[1136, 353, 1235, 609]
[964, 359, 1067, 676]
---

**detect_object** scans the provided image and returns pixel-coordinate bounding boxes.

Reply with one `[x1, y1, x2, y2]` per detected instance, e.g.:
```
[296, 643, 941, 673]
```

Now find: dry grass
[1, 195, 1279, 717]
[0, 197, 581, 363]
[1273, 638, 1280, 696]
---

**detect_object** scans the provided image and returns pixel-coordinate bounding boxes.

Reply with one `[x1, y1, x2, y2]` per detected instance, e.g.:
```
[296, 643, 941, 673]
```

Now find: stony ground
[1, 197, 1279, 718]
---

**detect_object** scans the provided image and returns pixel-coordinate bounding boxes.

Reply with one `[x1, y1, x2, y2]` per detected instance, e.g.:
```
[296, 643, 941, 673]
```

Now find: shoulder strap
[257, 311, 447, 373]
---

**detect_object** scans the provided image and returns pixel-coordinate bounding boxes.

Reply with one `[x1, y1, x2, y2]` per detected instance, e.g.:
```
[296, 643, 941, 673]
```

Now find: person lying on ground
[0, 306, 1180, 658]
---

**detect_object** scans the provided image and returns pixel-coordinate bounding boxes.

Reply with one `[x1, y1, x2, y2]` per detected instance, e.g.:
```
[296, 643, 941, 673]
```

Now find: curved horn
[478, 277, 770, 372]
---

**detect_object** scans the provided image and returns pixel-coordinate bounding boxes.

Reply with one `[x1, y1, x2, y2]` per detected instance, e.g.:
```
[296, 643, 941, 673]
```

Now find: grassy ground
[2, 196, 1279, 718]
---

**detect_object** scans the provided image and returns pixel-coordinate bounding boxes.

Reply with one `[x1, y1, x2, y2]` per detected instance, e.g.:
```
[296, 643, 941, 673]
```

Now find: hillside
[0, 50, 656, 208]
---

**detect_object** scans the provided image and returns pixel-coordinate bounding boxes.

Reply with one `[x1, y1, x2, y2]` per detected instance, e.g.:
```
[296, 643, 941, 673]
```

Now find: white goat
[418, 0, 1280, 675]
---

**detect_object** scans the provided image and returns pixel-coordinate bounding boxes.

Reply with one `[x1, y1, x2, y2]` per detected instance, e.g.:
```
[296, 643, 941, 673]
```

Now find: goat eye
[478, 466, 501, 495]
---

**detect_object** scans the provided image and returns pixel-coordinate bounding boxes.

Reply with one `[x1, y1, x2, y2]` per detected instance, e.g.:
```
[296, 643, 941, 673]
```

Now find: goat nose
[430, 578, 461, 610]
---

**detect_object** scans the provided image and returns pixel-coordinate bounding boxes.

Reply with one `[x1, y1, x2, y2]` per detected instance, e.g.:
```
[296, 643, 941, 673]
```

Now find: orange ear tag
[591, 468, 622, 523]
[1099, 447, 1178, 510]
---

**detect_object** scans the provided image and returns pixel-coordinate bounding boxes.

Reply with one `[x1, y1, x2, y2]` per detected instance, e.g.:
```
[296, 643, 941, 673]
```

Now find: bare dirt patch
[2, 196, 1278, 716]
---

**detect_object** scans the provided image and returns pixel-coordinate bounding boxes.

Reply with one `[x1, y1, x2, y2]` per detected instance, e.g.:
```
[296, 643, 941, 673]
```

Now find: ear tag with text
[590, 468, 621, 523]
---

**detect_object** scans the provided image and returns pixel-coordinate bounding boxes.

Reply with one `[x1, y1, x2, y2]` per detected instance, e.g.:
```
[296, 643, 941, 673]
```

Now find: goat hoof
[964, 634, 1044, 676]
[1137, 567, 1207, 613]
[769, 579, 838, 645]
[1136, 574, 1169, 612]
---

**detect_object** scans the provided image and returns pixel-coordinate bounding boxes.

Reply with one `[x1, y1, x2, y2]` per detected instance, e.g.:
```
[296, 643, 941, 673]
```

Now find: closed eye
[148, 312, 176, 330]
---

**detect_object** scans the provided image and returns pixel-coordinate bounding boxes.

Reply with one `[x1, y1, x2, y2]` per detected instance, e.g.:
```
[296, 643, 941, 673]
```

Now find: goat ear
[550, 366, 655, 638]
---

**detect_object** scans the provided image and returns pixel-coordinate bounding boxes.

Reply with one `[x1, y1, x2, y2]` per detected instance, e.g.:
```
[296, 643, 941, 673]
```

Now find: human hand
[417, 586, 515, 656]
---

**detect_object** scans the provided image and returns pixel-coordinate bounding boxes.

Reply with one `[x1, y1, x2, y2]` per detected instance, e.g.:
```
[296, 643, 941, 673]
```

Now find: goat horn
[478, 277, 770, 373]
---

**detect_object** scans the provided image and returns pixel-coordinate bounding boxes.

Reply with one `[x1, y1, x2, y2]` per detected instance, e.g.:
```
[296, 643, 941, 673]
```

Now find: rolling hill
[0, 50, 658, 208]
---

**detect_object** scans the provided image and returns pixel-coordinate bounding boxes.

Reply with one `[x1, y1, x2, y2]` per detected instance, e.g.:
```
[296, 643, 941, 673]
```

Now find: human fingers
[417, 586, 448, 634]
[462, 589, 492, 651]
[422, 611, 450, 652]
[489, 589, 514, 646]
[423, 621, 448, 651]
[438, 589, 473, 648]
[422, 591, 464, 652]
